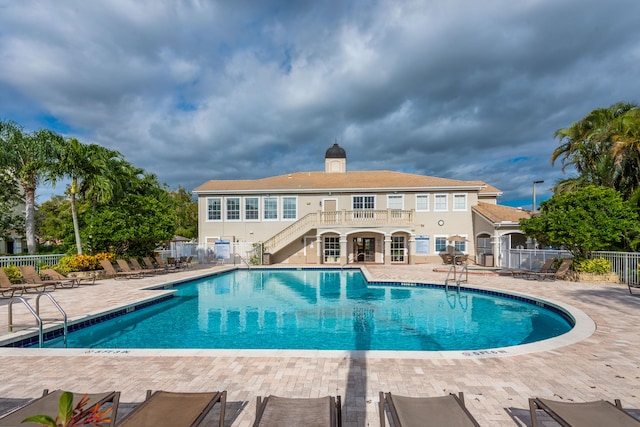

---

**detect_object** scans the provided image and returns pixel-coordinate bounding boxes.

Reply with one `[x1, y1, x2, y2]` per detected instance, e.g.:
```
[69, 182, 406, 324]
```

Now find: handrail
[8, 296, 43, 347]
[7, 293, 68, 348]
[457, 264, 469, 285]
[444, 265, 457, 288]
[36, 292, 68, 347]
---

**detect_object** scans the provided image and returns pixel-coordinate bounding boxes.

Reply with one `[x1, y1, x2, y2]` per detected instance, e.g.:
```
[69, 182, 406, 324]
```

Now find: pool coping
[0, 266, 596, 359]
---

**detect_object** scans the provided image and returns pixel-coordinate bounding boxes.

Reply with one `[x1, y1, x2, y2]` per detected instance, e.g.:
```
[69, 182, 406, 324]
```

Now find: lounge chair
[39, 268, 82, 288]
[142, 256, 168, 274]
[529, 397, 640, 427]
[253, 395, 342, 427]
[115, 259, 148, 278]
[627, 282, 640, 295]
[129, 258, 162, 275]
[99, 259, 138, 279]
[17, 266, 60, 291]
[118, 390, 226, 427]
[512, 258, 556, 278]
[155, 255, 178, 272]
[0, 268, 25, 297]
[527, 259, 573, 281]
[0, 389, 120, 427]
[379, 392, 480, 427]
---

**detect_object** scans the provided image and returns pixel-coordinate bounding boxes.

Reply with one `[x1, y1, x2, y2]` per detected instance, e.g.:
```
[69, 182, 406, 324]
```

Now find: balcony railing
[263, 209, 414, 253]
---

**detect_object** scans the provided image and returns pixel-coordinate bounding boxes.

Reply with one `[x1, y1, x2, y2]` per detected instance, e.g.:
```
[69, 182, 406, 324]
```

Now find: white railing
[506, 249, 640, 285]
[264, 210, 414, 253]
[0, 254, 66, 269]
[505, 249, 571, 271]
[263, 213, 317, 253]
[592, 251, 640, 285]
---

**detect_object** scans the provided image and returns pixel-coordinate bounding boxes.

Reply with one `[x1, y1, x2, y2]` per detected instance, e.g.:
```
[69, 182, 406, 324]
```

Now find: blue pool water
[42, 269, 573, 351]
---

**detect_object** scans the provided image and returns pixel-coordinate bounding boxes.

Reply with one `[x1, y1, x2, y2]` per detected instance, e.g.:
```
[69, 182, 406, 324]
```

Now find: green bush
[573, 258, 611, 274]
[56, 252, 115, 273]
[2, 265, 22, 281]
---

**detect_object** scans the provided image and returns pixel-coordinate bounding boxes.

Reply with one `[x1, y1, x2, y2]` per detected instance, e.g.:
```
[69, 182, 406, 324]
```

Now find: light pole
[532, 180, 544, 213]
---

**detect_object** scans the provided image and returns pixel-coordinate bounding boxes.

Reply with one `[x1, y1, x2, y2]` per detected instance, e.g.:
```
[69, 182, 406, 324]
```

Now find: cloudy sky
[1, 0, 639, 208]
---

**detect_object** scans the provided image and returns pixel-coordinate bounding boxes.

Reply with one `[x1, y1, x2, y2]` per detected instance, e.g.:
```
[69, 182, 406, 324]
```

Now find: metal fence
[0, 254, 65, 269]
[592, 251, 640, 285]
[504, 249, 572, 271]
[506, 249, 639, 285]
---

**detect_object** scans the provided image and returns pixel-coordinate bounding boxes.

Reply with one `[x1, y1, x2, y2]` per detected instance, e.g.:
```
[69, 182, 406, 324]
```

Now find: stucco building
[194, 144, 529, 266]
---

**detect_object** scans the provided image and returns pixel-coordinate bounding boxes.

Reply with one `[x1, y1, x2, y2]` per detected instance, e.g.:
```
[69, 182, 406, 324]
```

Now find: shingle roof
[194, 171, 496, 193]
[472, 202, 530, 223]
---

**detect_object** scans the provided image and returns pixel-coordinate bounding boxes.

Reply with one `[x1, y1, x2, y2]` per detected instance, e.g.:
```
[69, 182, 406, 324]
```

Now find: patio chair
[117, 390, 226, 427]
[627, 282, 640, 295]
[529, 397, 640, 427]
[115, 259, 146, 278]
[379, 392, 480, 427]
[127, 258, 160, 276]
[39, 268, 82, 288]
[155, 255, 178, 272]
[527, 259, 573, 281]
[142, 256, 168, 274]
[18, 266, 62, 291]
[0, 268, 25, 297]
[0, 389, 120, 427]
[512, 258, 555, 278]
[99, 259, 138, 279]
[253, 395, 342, 427]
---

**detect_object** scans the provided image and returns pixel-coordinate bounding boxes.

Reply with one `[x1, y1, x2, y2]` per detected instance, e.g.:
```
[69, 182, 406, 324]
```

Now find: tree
[168, 187, 198, 239]
[49, 138, 125, 254]
[0, 171, 23, 243]
[36, 195, 74, 250]
[0, 120, 60, 254]
[552, 103, 640, 198]
[84, 171, 177, 256]
[519, 186, 640, 258]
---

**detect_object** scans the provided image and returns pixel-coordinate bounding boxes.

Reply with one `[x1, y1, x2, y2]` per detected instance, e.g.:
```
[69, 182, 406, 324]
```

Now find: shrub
[573, 258, 611, 274]
[56, 253, 116, 273]
[2, 265, 22, 281]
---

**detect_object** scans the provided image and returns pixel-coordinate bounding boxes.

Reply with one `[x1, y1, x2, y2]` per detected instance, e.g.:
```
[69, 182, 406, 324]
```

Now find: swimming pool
[39, 269, 573, 351]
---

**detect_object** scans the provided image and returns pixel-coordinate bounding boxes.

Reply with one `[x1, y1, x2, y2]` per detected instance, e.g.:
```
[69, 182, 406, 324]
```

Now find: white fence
[0, 254, 65, 270]
[506, 249, 639, 284]
[592, 251, 640, 285]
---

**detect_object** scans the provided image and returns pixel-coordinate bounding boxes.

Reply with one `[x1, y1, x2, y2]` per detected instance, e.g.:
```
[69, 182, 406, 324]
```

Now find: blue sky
[1, 0, 639, 208]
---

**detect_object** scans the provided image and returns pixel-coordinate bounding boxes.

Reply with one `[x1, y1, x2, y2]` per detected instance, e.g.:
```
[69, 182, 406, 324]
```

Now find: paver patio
[0, 264, 638, 426]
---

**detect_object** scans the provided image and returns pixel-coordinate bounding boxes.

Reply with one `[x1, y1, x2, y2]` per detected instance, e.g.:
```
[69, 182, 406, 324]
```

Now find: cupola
[324, 143, 346, 173]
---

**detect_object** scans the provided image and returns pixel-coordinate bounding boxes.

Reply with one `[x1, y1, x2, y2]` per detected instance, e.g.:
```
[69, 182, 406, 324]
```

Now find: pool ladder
[7, 293, 68, 348]
[444, 264, 469, 291]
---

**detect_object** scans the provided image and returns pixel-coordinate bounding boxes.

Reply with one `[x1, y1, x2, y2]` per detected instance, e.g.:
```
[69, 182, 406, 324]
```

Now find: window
[226, 197, 240, 220]
[391, 236, 405, 262]
[352, 195, 375, 219]
[207, 197, 221, 221]
[263, 197, 278, 220]
[387, 195, 403, 210]
[282, 196, 297, 220]
[352, 195, 375, 210]
[454, 240, 466, 252]
[434, 194, 448, 211]
[453, 194, 467, 211]
[245, 197, 259, 220]
[416, 194, 429, 211]
[324, 236, 340, 262]
[435, 237, 447, 252]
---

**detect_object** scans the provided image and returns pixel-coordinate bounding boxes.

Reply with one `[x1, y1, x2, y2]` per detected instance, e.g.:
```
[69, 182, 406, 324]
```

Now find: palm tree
[552, 102, 637, 194]
[50, 138, 126, 254]
[0, 120, 60, 254]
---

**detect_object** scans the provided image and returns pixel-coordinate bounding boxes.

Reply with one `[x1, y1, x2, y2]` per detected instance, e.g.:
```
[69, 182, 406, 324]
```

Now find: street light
[532, 180, 544, 213]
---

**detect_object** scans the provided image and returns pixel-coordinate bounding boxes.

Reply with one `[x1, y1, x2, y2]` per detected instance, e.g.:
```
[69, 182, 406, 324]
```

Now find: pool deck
[0, 264, 638, 426]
